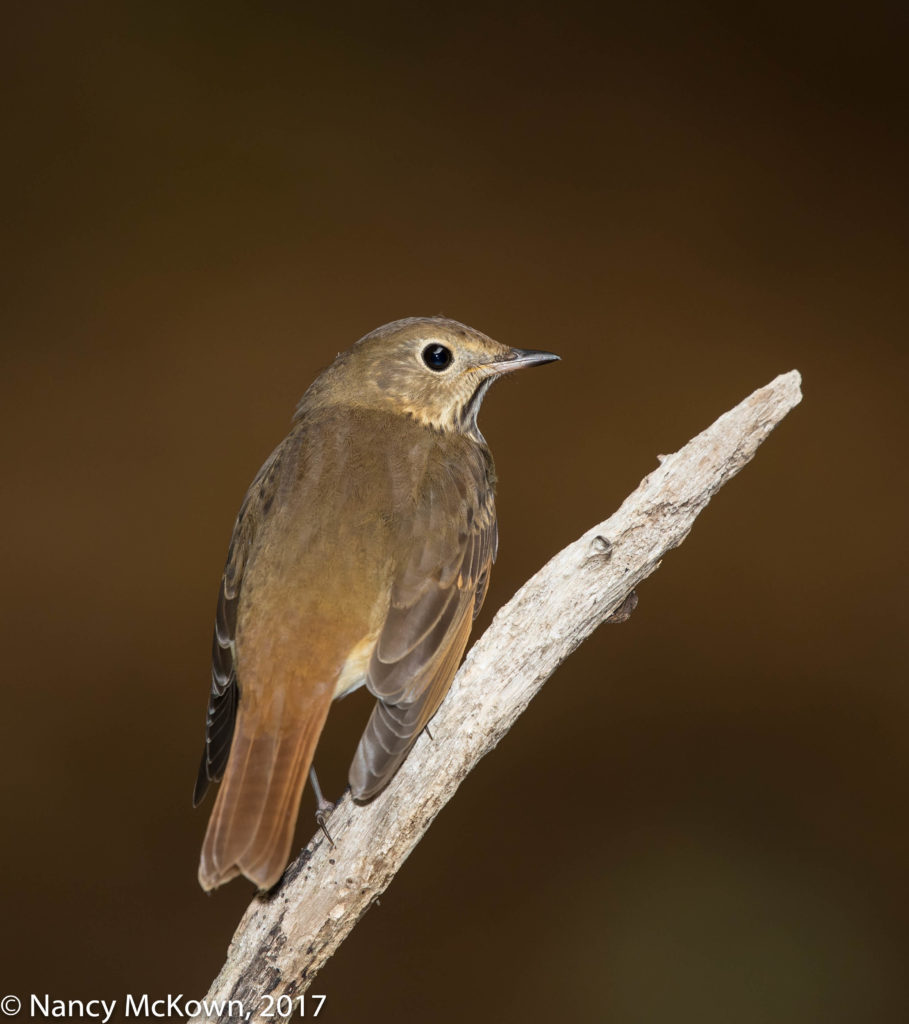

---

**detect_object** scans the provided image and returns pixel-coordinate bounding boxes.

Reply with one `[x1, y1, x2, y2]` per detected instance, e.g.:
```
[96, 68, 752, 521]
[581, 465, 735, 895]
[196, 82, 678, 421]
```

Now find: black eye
[421, 344, 453, 371]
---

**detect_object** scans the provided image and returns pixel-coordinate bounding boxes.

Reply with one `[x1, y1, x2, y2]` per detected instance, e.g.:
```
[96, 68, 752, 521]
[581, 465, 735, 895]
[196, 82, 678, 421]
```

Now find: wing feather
[192, 445, 284, 806]
[348, 443, 497, 800]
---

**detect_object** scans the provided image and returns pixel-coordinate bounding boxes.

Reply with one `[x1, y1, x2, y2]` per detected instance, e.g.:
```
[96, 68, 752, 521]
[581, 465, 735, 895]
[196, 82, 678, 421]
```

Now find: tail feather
[198, 701, 331, 891]
[206, 726, 260, 875]
[238, 726, 314, 886]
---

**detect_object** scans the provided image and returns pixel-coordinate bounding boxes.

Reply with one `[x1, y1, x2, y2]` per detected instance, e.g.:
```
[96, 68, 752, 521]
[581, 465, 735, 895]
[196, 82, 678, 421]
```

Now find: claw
[309, 766, 336, 847]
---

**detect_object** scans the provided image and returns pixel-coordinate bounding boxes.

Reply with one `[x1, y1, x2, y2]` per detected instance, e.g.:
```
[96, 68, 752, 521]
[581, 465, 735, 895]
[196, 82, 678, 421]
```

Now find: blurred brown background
[1, 2, 907, 1022]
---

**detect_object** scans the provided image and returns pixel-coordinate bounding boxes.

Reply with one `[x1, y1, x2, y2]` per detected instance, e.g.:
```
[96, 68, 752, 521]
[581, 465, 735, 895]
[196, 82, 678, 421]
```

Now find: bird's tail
[198, 700, 330, 891]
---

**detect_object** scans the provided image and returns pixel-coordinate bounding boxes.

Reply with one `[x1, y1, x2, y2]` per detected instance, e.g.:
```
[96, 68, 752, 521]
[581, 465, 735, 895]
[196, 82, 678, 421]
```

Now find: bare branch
[191, 370, 803, 1023]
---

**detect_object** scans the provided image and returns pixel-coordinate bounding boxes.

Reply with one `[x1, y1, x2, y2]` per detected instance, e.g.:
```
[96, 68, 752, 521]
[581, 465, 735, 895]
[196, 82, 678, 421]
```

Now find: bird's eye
[421, 344, 453, 372]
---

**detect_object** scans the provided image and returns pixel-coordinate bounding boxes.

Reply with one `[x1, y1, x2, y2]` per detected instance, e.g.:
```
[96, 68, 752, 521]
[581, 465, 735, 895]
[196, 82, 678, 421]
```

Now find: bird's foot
[309, 765, 336, 847]
[606, 590, 638, 623]
[315, 803, 336, 848]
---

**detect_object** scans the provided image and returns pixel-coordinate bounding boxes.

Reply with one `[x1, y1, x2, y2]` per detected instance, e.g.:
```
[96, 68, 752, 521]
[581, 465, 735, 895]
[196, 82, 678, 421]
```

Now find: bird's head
[301, 317, 559, 438]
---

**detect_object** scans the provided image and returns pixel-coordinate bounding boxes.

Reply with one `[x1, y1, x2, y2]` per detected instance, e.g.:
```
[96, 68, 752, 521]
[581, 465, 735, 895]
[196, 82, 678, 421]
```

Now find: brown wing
[192, 446, 283, 807]
[348, 445, 498, 800]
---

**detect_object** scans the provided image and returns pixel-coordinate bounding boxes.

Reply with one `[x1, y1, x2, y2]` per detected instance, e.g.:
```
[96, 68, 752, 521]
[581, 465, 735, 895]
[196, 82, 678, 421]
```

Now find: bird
[193, 316, 558, 891]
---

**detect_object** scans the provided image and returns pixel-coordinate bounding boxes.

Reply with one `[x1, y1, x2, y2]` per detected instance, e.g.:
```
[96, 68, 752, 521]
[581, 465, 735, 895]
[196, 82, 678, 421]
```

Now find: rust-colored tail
[198, 700, 331, 891]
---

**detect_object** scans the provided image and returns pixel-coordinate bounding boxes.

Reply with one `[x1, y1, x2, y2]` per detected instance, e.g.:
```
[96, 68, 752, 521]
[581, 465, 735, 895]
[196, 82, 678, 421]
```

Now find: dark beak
[485, 348, 560, 375]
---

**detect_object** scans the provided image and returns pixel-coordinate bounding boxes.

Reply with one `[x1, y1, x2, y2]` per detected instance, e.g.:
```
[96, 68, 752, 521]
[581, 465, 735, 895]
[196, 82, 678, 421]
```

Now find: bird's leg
[423, 724, 434, 741]
[309, 766, 336, 847]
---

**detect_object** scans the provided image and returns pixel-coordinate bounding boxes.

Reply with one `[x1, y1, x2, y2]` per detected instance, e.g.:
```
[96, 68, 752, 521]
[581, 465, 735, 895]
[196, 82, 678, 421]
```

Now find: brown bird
[193, 316, 558, 891]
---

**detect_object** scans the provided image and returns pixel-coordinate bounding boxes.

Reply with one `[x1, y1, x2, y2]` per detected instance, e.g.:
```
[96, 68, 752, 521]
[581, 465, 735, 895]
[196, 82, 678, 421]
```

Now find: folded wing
[349, 446, 498, 800]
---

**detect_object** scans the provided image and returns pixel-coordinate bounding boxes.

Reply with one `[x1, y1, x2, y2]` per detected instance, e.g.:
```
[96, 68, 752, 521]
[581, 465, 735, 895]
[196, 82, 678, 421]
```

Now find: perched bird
[193, 316, 558, 891]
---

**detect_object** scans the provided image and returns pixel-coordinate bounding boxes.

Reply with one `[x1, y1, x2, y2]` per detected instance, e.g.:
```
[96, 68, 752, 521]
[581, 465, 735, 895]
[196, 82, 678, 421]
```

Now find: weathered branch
[191, 370, 803, 1024]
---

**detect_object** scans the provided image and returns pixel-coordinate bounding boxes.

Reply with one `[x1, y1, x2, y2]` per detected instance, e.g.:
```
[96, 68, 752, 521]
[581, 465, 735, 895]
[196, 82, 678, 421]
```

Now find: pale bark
[190, 370, 803, 1024]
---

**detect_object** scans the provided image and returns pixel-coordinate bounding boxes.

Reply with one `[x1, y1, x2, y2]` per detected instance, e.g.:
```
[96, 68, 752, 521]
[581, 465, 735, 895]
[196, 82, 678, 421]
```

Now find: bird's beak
[483, 348, 560, 376]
